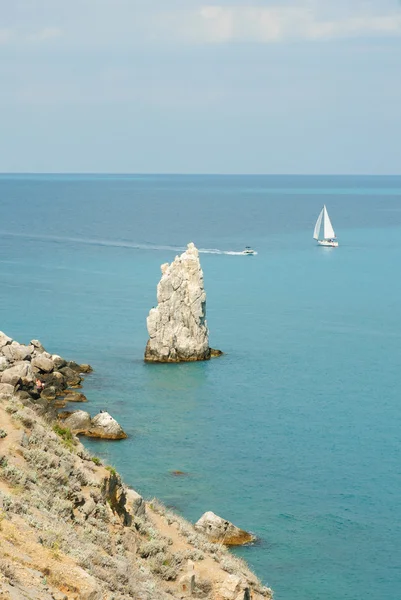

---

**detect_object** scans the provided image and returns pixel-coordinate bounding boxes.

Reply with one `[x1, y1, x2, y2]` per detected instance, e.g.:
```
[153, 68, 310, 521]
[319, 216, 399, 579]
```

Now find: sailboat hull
[317, 239, 338, 247]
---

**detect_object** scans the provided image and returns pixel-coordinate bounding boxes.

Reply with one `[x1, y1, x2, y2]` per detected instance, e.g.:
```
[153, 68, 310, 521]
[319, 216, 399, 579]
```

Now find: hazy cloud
[0, 26, 62, 45]
[26, 27, 62, 42]
[0, 29, 14, 44]
[176, 4, 401, 44]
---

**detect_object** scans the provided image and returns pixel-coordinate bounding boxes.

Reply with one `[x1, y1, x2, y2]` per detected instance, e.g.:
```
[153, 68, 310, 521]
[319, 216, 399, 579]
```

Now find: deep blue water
[1, 174, 401, 600]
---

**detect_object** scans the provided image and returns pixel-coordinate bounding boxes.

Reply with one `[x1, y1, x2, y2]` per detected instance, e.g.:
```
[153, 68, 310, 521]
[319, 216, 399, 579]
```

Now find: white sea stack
[144, 242, 213, 362]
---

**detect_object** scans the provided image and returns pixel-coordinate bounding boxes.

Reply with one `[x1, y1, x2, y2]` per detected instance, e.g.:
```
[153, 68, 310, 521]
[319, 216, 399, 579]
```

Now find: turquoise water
[1, 174, 401, 599]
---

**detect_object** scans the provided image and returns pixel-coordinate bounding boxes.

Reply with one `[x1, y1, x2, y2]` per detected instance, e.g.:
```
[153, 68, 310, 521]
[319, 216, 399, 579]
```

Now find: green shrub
[53, 425, 75, 450]
[91, 456, 101, 466]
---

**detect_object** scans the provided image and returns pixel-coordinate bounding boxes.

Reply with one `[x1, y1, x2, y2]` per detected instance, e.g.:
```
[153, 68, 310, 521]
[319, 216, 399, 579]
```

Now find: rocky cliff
[144, 243, 218, 363]
[0, 333, 271, 599]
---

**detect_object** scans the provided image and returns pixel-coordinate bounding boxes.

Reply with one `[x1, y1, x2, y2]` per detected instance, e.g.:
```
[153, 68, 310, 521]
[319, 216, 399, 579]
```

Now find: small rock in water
[87, 412, 127, 440]
[195, 511, 256, 546]
[170, 470, 189, 477]
[65, 392, 87, 403]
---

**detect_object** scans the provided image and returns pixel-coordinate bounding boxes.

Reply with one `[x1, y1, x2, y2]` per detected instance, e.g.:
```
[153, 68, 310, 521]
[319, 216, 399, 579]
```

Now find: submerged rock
[194, 511, 255, 546]
[65, 392, 87, 403]
[144, 242, 220, 362]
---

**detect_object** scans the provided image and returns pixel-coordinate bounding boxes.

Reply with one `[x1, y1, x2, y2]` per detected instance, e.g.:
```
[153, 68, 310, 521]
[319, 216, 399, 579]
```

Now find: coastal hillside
[0, 343, 272, 599]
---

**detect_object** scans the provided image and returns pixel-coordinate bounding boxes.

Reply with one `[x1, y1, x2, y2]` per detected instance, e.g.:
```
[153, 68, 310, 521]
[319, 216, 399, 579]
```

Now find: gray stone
[81, 498, 96, 518]
[59, 366, 82, 386]
[30, 339, 46, 353]
[51, 354, 67, 369]
[1, 362, 34, 387]
[194, 511, 255, 546]
[144, 242, 212, 362]
[2, 342, 34, 362]
[32, 354, 54, 373]
[127, 488, 146, 517]
[63, 410, 92, 433]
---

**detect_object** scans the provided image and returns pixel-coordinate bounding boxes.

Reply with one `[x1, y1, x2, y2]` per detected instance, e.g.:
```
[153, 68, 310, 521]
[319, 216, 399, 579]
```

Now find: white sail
[323, 205, 335, 239]
[313, 208, 323, 240]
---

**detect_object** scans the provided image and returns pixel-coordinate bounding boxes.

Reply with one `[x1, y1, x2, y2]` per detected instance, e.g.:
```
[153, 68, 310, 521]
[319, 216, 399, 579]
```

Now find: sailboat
[313, 205, 338, 247]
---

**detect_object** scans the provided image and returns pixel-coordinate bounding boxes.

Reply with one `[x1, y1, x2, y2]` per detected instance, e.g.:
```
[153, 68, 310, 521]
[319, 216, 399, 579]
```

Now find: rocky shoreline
[0, 332, 272, 600]
[0, 332, 127, 442]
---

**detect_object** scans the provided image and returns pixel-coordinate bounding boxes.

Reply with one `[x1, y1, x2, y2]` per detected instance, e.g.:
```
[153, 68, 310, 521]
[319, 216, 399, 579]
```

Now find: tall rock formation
[144, 243, 214, 362]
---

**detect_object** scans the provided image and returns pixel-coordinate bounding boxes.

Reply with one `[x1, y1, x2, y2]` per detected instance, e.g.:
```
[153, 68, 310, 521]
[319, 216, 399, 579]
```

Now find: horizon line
[1, 172, 401, 177]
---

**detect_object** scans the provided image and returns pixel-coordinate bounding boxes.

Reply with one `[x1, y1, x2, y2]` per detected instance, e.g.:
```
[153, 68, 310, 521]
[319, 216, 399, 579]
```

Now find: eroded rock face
[144, 243, 212, 363]
[101, 470, 131, 525]
[194, 511, 255, 546]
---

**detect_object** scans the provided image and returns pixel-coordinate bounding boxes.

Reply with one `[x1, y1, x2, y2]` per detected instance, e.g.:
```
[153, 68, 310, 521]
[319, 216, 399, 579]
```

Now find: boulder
[0, 331, 12, 349]
[40, 386, 57, 401]
[41, 371, 66, 394]
[30, 339, 46, 353]
[79, 364, 93, 373]
[144, 242, 220, 362]
[66, 360, 83, 373]
[59, 366, 83, 387]
[0, 357, 9, 372]
[194, 511, 255, 546]
[86, 412, 127, 440]
[63, 410, 92, 433]
[1, 362, 34, 387]
[2, 342, 34, 362]
[127, 488, 145, 517]
[65, 392, 87, 403]
[179, 573, 195, 596]
[0, 383, 15, 398]
[31, 354, 54, 373]
[218, 575, 242, 600]
[52, 354, 67, 369]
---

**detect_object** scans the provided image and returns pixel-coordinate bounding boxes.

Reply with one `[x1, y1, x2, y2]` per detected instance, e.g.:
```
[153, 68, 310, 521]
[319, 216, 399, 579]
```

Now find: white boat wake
[0, 231, 257, 255]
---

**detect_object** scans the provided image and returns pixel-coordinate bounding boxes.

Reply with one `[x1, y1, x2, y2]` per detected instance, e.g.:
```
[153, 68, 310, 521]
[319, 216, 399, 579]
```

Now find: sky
[1, 0, 401, 174]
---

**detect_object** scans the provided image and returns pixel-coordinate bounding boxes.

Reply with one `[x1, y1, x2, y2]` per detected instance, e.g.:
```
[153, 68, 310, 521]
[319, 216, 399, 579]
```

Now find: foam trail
[198, 248, 258, 255]
[0, 231, 256, 255]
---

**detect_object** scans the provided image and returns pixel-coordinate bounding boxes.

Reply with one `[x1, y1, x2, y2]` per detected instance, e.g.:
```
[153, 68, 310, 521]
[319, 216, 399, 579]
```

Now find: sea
[1, 174, 401, 600]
